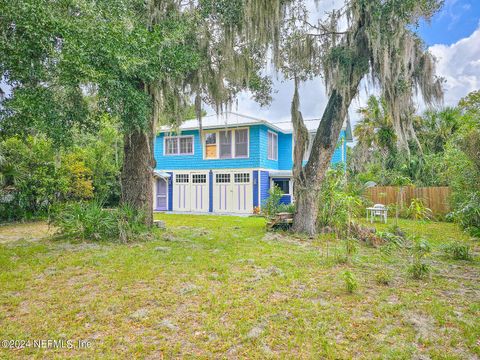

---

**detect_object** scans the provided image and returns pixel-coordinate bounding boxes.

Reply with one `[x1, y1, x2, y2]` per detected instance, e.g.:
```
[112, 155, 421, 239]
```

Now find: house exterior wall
[155, 126, 262, 170]
[155, 127, 347, 171]
[153, 124, 349, 213]
[259, 170, 270, 206]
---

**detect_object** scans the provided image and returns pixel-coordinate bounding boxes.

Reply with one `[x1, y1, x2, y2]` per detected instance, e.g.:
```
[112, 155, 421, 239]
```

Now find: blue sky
[418, 0, 480, 45]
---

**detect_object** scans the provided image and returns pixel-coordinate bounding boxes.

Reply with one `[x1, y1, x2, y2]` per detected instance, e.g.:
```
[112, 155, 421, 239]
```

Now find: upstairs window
[268, 131, 278, 160]
[205, 133, 217, 159]
[235, 129, 248, 158]
[219, 130, 232, 158]
[165, 136, 194, 155]
[204, 128, 249, 159]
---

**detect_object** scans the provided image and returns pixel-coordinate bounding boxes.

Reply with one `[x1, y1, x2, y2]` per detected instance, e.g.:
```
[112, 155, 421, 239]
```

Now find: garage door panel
[173, 173, 190, 212]
[233, 173, 252, 213]
[213, 171, 252, 213]
[191, 173, 209, 212]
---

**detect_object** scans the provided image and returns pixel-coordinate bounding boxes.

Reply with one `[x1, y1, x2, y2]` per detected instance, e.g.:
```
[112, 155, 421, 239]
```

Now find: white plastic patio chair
[372, 203, 387, 223]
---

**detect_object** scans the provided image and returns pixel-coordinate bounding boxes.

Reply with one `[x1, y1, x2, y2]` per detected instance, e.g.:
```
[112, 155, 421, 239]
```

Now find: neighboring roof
[153, 170, 171, 178]
[159, 112, 353, 141]
[269, 170, 293, 177]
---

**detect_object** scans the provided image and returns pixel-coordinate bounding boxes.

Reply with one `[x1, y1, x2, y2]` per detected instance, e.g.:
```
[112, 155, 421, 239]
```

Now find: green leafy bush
[318, 168, 363, 233]
[442, 242, 472, 261]
[50, 201, 148, 242]
[407, 238, 432, 279]
[277, 203, 296, 214]
[261, 186, 284, 218]
[407, 261, 431, 279]
[407, 198, 433, 221]
[342, 270, 358, 293]
[448, 192, 480, 238]
[0, 136, 68, 220]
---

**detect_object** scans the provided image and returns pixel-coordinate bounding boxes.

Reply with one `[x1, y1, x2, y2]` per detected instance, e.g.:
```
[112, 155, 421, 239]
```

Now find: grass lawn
[0, 215, 479, 359]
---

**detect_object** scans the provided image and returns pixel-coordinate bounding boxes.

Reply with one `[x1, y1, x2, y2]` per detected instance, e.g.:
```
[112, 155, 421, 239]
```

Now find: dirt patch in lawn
[0, 221, 54, 243]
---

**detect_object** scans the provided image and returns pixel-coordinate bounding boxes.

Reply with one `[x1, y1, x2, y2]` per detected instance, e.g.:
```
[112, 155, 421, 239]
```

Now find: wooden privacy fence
[364, 186, 451, 216]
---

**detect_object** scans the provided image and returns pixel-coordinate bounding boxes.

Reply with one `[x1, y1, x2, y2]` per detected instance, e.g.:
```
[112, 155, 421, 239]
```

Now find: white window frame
[268, 130, 278, 161]
[164, 135, 194, 156]
[203, 128, 249, 160]
[234, 128, 249, 159]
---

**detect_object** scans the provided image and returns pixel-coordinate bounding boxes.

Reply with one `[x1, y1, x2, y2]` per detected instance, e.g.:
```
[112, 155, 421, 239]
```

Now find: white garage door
[190, 173, 209, 212]
[213, 171, 252, 213]
[173, 172, 209, 212]
[173, 173, 190, 211]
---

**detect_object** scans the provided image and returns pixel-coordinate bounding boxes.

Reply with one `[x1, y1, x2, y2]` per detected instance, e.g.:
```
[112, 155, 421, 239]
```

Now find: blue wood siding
[258, 126, 279, 169]
[279, 195, 291, 204]
[155, 126, 347, 171]
[260, 171, 270, 206]
[155, 126, 261, 170]
[253, 170, 259, 207]
[278, 132, 293, 170]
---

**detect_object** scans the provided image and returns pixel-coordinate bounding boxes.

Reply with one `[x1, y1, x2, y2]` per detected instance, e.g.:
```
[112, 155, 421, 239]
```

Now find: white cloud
[429, 25, 480, 107]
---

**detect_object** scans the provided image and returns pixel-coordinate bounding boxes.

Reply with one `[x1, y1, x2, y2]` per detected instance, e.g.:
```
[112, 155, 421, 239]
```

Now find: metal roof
[159, 112, 352, 141]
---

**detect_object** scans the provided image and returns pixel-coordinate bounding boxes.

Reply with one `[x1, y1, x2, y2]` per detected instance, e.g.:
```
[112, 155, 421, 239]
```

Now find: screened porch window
[206, 128, 249, 159]
[234, 129, 248, 158]
[219, 130, 232, 158]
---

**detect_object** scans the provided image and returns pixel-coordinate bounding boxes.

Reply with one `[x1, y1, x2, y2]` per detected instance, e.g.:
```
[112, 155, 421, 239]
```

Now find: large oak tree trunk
[120, 126, 155, 226]
[291, 12, 369, 236]
[293, 90, 350, 235]
[120, 83, 157, 227]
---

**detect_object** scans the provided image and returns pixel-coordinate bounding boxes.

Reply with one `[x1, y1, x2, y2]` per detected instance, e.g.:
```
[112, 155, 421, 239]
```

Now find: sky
[221, 0, 480, 127]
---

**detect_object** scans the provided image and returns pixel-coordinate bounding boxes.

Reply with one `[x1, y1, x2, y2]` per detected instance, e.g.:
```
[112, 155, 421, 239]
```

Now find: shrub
[60, 153, 94, 200]
[318, 168, 363, 233]
[277, 203, 296, 214]
[449, 192, 480, 238]
[407, 261, 431, 279]
[0, 136, 68, 220]
[407, 198, 433, 221]
[50, 201, 149, 242]
[261, 186, 284, 218]
[342, 271, 358, 293]
[442, 242, 472, 261]
[408, 238, 432, 279]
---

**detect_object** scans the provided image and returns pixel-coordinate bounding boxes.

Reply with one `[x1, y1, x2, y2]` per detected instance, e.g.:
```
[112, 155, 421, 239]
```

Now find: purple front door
[156, 179, 168, 211]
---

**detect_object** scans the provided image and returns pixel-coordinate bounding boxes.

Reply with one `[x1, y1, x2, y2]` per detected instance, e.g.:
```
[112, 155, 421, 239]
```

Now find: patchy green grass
[0, 215, 478, 359]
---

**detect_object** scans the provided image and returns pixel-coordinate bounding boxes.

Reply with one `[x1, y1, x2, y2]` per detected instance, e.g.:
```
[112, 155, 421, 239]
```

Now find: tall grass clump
[442, 242, 472, 261]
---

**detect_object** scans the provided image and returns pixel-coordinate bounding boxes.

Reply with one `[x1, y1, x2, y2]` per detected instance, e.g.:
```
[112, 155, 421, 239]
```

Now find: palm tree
[352, 96, 396, 172]
[417, 107, 461, 154]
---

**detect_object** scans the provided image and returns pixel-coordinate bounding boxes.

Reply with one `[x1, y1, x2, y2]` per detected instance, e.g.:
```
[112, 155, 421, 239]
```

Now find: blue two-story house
[153, 112, 352, 214]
